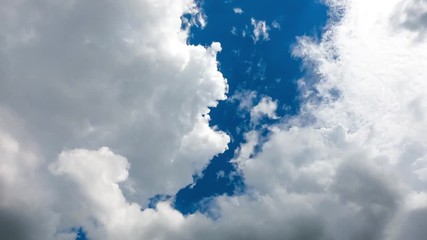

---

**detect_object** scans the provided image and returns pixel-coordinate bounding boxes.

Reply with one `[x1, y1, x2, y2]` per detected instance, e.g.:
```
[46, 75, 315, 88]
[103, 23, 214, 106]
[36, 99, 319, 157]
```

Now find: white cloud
[226, 0, 427, 239]
[2, 0, 427, 239]
[251, 18, 270, 43]
[113, 0, 427, 239]
[232, 130, 259, 166]
[0, 0, 229, 199]
[229, 91, 279, 123]
[229, 90, 257, 111]
[233, 8, 243, 14]
[50, 147, 211, 240]
[0, 0, 228, 238]
[250, 97, 279, 123]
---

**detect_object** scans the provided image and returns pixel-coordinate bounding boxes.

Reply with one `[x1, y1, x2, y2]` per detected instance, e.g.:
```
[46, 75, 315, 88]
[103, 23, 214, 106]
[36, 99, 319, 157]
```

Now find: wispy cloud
[251, 18, 270, 43]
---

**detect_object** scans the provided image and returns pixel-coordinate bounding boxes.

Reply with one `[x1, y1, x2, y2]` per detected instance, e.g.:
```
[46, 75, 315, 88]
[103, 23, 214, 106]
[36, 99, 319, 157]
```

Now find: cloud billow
[0, 0, 228, 239]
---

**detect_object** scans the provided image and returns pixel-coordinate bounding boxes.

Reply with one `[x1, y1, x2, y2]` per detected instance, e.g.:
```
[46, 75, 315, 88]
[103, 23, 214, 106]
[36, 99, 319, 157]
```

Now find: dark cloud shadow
[0, 209, 38, 240]
[398, 208, 427, 240]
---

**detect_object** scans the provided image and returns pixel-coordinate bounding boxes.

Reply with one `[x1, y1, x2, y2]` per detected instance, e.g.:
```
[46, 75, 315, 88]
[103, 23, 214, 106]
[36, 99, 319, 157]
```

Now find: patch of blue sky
[69, 227, 87, 240]
[174, 0, 328, 215]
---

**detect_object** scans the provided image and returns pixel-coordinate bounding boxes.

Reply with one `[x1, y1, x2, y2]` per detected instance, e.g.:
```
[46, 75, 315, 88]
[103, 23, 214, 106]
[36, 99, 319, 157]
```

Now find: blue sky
[1, 0, 427, 239]
[175, 0, 328, 215]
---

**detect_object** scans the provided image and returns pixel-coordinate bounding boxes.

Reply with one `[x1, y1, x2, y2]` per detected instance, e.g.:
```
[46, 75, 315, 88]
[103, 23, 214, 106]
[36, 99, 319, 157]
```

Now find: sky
[1, 0, 427, 240]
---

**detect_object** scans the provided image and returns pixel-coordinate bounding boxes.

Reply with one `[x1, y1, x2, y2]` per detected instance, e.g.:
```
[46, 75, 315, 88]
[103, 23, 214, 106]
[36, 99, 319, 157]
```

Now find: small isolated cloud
[216, 170, 225, 180]
[251, 18, 270, 43]
[229, 91, 278, 124]
[231, 26, 238, 35]
[233, 7, 243, 14]
[250, 97, 279, 123]
[272, 20, 281, 29]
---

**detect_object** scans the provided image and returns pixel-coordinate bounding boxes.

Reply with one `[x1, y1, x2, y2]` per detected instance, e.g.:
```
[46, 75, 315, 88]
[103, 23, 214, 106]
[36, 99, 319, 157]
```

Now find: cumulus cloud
[157, 0, 427, 239]
[0, 0, 229, 198]
[225, 0, 427, 239]
[0, 0, 228, 238]
[153, 0, 427, 238]
[2, 0, 427, 239]
[49, 147, 194, 240]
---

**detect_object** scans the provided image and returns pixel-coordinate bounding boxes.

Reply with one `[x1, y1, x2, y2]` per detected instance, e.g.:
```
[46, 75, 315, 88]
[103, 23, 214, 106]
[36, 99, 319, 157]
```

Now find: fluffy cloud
[143, 0, 427, 239]
[49, 147, 193, 240]
[2, 0, 427, 239]
[174, 0, 427, 239]
[0, 0, 229, 199]
[225, 0, 427, 239]
[229, 90, 278, 123]
[0, 0, 228, 238]
[250, 97, 279, 123]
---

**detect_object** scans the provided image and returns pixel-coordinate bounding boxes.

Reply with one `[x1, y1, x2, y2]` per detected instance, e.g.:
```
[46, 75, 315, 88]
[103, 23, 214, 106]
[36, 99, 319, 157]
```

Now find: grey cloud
[392, 0, 427, 39]
[0, 209, 36, 240]
[0, 207, 61, 240]
[332, 160, 402, 240]
[333, 160, 400, 209]
[398, 208, 427, 240]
